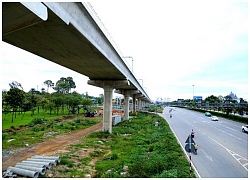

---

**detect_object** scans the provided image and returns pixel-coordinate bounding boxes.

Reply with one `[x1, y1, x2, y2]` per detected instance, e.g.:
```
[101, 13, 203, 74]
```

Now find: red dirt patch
[2, 122, 103, 171]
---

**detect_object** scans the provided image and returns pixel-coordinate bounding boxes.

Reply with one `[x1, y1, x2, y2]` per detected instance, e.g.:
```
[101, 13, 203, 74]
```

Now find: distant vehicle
[211, 116, 218, 121]
[205, 112, 211, 117]
[242, 125, 248, 133]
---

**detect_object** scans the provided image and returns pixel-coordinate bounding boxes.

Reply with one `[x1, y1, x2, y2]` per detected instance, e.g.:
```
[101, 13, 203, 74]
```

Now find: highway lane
[160, 107, 248, 178]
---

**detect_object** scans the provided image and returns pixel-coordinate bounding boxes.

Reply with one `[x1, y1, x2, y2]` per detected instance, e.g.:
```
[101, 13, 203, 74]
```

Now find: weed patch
[92, 112, 195, 178]
[2, 115, 100, 150]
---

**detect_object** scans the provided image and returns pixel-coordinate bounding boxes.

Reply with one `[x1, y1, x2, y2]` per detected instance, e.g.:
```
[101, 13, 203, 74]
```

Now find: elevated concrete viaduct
[2, 2, 151, 133]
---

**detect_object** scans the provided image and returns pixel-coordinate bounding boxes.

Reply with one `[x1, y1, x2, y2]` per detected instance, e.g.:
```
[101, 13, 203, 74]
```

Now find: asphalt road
[160, 107, 248, 178]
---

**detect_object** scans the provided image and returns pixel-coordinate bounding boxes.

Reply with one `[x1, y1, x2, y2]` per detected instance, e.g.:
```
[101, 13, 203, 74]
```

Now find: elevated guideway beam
[2, 2, 151, 133]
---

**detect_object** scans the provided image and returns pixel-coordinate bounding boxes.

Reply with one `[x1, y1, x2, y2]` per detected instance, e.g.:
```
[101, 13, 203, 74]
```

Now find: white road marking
[215, 127, 248, 143]
[225, 126, 238, 132]
[200, 149, 213, 161]
[209, 136, 248, 171]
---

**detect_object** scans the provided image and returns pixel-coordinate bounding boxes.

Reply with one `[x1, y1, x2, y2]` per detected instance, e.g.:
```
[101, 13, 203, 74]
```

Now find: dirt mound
[98, 109, 124, 116]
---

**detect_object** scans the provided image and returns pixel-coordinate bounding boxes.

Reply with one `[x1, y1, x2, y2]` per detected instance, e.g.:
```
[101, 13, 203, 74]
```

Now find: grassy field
[2, 115, 101, 150]
[2, 109, 87, 130]
[48, 112, 196, 178]
[2, 111, 196, 178]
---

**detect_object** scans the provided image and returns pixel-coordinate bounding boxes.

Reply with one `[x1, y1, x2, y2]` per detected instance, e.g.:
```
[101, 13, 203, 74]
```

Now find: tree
[204, 95, 220, 103]
[9, 81, 23, 90]
[65, 93, 82, 114]
[54, 77, 69, 94]
[52, 93, 64, 115]
[5, 87, 25, 122]
[44, 101, 56, 115]
[81, 98, 92, 107]
[66, 77, 76, 93]
[40, 97, 50, 115]
[2, 90, 10, 120]
[44, 80, 54, 93]
[41, 87, 46, 93]
[25, 93, 38, 116]
[53, 77, 76, 94]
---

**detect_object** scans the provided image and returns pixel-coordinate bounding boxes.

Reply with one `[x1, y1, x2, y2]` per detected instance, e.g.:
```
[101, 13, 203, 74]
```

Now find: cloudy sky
[1, 1, 248, 101]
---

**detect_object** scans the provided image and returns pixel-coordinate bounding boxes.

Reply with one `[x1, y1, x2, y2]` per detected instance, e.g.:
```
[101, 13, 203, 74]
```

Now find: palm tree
[44, 80, 54, 93]
[66, 77, 76, 93]
[9, 81, 23, 90]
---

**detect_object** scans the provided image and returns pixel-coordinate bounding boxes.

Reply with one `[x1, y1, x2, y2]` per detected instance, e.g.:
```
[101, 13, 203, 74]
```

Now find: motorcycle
[193, 149, 197, 155]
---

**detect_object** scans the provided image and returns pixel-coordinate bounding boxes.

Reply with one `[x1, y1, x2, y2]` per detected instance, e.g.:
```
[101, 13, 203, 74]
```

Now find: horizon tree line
[2, 77, 104, 123]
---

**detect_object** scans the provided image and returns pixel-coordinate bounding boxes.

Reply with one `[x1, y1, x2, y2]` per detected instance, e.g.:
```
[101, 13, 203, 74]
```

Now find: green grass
[2, 115, 101, 150]
[86, 113, 196, 178]
[2, 111, 196, 178]
[2, 109, 87, 130]
[61, 113, 195, 178]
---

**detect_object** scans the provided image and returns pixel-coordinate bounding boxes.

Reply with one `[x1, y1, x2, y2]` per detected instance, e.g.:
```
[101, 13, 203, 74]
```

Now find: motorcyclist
[191, 129, 195, 138]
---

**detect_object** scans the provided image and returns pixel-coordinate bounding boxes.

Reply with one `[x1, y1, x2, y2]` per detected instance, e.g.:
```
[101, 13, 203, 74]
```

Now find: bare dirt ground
[2, 122, 103, 172]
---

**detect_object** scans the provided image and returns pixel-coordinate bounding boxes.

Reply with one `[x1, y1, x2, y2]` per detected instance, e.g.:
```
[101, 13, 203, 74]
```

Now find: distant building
[228, 91, 238, 100]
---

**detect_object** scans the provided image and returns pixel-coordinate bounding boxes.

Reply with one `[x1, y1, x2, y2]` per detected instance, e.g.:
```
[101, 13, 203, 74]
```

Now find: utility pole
[122, 56, 134, 73]
[192, 85, 194, 100]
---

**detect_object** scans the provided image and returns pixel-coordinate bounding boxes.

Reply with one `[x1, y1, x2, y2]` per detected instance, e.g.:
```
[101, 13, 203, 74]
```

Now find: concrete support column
[138, 99, 142, 111]
[132, 94, 136, 113]
[135, 93, 143, 112]
[103, 85, 113, 133]
[142, 100, 146, 110]
[124, 91, 130, 120]
[88, 79, 128, 133]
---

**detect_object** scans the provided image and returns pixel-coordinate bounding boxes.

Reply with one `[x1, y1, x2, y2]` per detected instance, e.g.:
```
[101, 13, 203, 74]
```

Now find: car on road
[242, 125, 248, 133]
[211, 116, 218, 121]
[205, 112, 211, 117]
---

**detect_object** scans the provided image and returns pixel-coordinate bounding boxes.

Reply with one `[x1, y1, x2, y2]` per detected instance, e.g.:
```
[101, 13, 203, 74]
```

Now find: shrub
[153, 169, 178, 178]
[40, 125, 45, 131]
[31, 117, 45, 125]
[60, 157, 74, 168]
[103, 153, 118, 160]
[90, 150, 103, 158]
[32, 126, 41, 132]
[87, 131, 111, 139]
[2, 133, 8, 140]
[27, 122, 34, 127]
[75, 119, 81, 123]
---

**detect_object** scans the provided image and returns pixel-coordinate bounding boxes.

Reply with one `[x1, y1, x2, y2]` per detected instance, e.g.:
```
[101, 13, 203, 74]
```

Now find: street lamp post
[122, 56, 134, 73]
[192, 85, 194, 100]
[138, 79, 143, 87]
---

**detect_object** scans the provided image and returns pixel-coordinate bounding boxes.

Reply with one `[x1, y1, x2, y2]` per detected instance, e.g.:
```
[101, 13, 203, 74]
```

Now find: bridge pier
[135, 94, 144, 111]
[103, 86, 113, 133]
[115, 90, 140, 120]
[123, 90, 130, 120]
[132, 94, 136, 113]
[88, 80, 128, 133]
